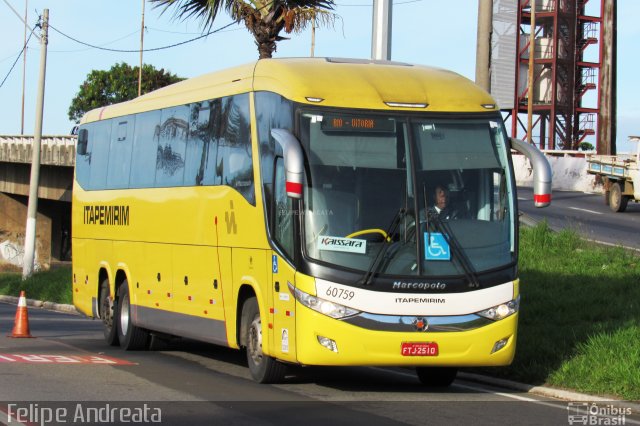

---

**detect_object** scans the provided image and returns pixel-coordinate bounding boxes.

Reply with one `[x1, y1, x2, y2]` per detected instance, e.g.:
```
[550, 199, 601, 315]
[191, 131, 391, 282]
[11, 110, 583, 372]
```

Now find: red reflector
[286, 181, 302, 194]
[534, 193, 551, 203]
[269, 308, 275, 314]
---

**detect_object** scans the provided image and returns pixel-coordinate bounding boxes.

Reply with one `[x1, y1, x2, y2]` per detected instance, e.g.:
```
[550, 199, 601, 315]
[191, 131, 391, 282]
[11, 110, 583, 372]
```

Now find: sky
[0, 0, 638, 153]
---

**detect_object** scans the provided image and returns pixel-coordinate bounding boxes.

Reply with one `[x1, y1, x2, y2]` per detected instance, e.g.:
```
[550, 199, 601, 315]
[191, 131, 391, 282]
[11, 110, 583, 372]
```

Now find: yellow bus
[72, 58, 551, 385]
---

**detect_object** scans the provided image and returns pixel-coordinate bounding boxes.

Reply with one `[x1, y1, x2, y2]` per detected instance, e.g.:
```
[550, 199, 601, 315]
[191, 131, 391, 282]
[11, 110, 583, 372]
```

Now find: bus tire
[242, 297, 286, 383]
[99, 279, 118, 346]
[116, 280, 149, 350]
[609, 182, 628, 212]
[416, 367, 458, 387]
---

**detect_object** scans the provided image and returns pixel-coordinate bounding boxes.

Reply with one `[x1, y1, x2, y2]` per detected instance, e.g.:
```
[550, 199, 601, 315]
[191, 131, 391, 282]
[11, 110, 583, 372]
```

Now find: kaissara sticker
[318, 236, 366, 254]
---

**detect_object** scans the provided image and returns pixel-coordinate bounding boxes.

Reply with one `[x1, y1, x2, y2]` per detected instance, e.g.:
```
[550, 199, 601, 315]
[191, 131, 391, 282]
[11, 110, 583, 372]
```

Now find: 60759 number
[325, 286, 355, 301]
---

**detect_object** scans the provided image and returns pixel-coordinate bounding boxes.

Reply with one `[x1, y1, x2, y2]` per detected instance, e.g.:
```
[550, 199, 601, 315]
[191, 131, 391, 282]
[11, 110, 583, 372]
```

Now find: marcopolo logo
[318, 236, 367, 254]
[393, 281, 447, 290]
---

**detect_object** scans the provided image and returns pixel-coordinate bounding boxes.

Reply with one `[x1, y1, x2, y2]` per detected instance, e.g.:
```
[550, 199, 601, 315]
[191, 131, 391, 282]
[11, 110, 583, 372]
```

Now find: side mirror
[271, 129, 304, 199]
[510, 138, 552, 207]
[77, 128, 88, 156]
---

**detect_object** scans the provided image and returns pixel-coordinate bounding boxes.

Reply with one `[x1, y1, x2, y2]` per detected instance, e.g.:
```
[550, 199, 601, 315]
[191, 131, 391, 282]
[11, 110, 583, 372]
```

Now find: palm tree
[150, 0, 336, 59]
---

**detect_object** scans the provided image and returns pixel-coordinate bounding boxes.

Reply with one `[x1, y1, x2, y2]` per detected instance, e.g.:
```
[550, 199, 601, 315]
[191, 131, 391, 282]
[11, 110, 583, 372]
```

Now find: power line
[48, 21, 237, 53]
[337, 0, 422, 6]
[48, 29, 141, 54]
[146, 25, 241, 35]
[0, 22, 35, 89]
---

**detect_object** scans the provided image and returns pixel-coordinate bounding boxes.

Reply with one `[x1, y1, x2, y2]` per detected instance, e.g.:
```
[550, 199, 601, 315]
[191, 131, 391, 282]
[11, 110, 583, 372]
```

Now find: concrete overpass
[0, 135, 75, 270]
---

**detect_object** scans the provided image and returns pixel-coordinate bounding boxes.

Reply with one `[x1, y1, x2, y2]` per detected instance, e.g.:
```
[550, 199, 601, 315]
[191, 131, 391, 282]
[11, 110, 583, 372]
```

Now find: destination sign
[321, 115, 396, 133]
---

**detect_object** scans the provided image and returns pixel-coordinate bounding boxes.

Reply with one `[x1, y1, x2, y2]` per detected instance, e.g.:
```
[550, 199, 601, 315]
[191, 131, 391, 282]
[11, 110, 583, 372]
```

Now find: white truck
[586, 138, 640, 212]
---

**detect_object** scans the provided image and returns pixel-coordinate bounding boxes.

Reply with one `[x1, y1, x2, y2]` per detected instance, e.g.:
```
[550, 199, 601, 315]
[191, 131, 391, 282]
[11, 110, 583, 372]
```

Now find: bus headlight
[289, 284, 360, 319]
[476, 295, 520, 321]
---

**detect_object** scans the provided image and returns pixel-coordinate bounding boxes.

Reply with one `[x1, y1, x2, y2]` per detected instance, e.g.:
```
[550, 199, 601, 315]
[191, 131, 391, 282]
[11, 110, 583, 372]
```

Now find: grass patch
[483, 222, 640, 400]
[0, 266, 72, 305]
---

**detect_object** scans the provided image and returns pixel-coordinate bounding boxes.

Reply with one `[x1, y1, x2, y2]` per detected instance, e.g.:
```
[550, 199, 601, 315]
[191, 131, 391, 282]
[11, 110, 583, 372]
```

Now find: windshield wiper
[426, 209, 480, 288]
[361, 206, 406, 286]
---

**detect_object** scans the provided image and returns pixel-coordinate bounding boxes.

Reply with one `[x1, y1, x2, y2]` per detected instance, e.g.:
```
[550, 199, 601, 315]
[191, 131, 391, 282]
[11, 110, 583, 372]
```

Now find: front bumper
[294, 303, 518, 367]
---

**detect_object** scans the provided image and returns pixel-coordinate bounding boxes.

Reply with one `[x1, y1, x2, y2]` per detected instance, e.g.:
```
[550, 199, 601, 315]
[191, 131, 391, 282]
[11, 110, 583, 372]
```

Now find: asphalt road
[1, 303, 638, 426]
[516, 187, 640, 250]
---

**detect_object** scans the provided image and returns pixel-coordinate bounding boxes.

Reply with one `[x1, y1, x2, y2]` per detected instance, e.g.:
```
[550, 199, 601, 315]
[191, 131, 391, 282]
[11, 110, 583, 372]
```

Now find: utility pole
[527, 0, 536, 145]
[20, 0, 28, 134]
[475, 0, 492, 92]
[597, 0, 616, 155]
[22, 9, 48, 279]
[371, 0, 392, 60]
[138, 0, 145, 97]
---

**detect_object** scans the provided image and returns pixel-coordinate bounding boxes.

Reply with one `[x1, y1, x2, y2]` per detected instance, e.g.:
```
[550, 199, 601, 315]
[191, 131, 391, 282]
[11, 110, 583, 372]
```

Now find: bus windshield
[299, 111, 515, 278]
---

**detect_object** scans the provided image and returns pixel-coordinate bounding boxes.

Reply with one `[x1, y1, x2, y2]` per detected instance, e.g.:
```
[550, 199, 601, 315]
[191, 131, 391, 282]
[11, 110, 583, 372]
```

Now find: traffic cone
[8, 291, 33, 338]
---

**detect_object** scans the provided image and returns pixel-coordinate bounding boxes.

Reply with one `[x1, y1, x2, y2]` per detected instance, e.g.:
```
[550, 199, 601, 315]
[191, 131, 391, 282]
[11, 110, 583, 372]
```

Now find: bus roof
[81, 57, 497, 123]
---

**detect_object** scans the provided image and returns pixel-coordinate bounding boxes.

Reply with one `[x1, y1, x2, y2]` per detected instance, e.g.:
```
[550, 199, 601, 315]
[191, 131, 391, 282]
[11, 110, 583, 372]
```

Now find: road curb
[458, 372, 640, 410]
[0, 295, 79, 315]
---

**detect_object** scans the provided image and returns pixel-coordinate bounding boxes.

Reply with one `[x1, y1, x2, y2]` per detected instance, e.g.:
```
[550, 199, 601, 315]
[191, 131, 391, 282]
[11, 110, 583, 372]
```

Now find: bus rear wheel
[242, 297, 286, 383]
[99, 279, 118, 346]
[116, 280, 149, 350]
[416, 367, 458, 387]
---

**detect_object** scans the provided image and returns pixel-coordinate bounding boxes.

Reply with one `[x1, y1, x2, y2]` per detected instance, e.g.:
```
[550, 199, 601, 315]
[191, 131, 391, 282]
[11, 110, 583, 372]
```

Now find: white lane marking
[453, 382, 539, 402]
[383, 368, 640, 425]
[518, 197, 528, 201]
[568, 207, 603, 215]
[455, 383, 640, 425]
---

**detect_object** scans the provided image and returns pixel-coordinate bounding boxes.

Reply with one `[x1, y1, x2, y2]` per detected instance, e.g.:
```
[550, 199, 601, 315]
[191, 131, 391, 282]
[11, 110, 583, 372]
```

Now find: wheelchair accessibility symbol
[425, 232, 451, 261]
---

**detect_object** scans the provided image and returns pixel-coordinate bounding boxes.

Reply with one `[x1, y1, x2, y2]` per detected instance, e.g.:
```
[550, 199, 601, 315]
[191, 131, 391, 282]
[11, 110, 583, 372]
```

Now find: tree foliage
[68, 62, 184, 123]
[150, 0, 336, 59]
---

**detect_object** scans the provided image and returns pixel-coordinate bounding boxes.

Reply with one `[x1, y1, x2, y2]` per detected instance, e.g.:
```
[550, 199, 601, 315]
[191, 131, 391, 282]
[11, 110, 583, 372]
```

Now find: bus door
[269, 157, 297, 362]
[270, 253, 296, 362]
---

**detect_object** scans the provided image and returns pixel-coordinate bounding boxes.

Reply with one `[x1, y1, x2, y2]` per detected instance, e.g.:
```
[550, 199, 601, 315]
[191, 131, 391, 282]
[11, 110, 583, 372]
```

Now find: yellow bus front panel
[293, 305, 517, 367]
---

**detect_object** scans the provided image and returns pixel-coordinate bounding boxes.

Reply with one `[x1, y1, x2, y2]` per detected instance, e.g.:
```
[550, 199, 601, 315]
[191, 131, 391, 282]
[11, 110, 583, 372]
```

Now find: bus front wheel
[99, 279, 118, 346]
[242, 297, 286, 383]
[416, 367, 458, 387]
[116, 280, 149, 350]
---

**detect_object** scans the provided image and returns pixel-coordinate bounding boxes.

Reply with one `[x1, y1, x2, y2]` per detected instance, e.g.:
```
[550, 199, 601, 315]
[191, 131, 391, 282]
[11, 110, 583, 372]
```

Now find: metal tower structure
[506, 0, 606, 151]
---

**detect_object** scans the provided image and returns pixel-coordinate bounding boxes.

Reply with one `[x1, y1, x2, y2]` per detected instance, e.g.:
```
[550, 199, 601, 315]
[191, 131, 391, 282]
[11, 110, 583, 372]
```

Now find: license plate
[401, 342, 439, 356]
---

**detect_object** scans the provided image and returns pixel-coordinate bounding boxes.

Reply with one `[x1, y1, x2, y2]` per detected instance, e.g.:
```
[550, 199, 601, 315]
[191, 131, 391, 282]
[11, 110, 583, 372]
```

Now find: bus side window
[274, 157, 294, 257]
[75, 126, 91, 189]
[130, 110, 161, 188]
[155, 105, 189, 187]
[216, 94, 254, 204]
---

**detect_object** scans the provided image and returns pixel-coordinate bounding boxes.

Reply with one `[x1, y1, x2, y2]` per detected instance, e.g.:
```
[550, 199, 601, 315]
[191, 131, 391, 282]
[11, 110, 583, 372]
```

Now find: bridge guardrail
[0, 135, 76, 167]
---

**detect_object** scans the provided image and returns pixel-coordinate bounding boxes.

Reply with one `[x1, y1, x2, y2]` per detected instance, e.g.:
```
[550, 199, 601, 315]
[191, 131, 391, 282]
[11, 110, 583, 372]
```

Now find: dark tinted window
[155, 105, 189, 187]
[255, 92, 294, 230]
[75, 124, 93, 189]
[216, 94, 254, 204]
[185, 101, 214, 186]
[107, 116, 135, 189]
[87, 120, 111, 190]
[130, 110, 161, 188]
[76, 93, 254, 201]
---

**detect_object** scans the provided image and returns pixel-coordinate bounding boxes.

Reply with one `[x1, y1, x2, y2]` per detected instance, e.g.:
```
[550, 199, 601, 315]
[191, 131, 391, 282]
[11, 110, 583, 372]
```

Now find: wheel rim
[248, 316, 263, 366]
[101, 293, 113, 330]
[119, 293, 130, 336]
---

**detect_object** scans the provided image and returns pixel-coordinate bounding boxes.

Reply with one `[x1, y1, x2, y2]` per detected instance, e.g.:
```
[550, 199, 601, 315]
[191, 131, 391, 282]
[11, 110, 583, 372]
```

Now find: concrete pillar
[0, 192, 51, 271]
